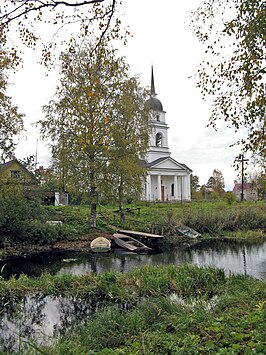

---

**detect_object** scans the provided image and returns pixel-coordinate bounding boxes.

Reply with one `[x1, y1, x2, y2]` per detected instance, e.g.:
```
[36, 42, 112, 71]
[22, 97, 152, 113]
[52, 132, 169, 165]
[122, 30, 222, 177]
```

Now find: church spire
[151, 65, 156, 97]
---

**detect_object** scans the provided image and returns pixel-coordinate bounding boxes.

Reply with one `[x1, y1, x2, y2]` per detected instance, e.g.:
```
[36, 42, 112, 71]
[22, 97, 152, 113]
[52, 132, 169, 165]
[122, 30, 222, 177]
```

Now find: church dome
[145, 97, 163, 112]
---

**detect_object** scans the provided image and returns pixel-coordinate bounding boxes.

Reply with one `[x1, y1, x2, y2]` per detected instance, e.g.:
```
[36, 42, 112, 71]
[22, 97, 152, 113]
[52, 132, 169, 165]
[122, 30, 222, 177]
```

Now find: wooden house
[0, 159, 39, 192]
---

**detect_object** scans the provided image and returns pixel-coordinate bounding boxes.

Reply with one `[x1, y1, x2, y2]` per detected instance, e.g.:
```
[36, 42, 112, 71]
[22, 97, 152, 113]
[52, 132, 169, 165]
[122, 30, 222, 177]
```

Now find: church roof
[145, 97, 163, 112]
[140, 157, 192, 172]
[145, 66, 164, 112]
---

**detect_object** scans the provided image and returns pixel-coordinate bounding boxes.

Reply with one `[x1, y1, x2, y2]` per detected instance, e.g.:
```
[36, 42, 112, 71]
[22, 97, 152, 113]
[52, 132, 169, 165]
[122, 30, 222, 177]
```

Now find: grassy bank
[1, 265, 265, 354]
[0, 201, 265, 260]
[108, 201, 266, 236]
[44, 201, 266, 238]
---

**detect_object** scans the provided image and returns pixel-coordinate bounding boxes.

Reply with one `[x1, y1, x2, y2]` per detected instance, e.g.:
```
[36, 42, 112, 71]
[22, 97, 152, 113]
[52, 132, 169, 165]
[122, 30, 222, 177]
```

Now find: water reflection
[55, 239, 266, 280]
[1, 239, 266, 280]
[0, 293, 128, 353]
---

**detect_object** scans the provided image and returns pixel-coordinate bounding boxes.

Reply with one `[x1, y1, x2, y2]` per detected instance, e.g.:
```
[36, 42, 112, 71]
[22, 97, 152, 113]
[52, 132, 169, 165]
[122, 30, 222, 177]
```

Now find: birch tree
[1, 0, 123, 66]
[40, 41, 149, 226]
[190, 0, 266, 162]
[103, 77, 150, 221]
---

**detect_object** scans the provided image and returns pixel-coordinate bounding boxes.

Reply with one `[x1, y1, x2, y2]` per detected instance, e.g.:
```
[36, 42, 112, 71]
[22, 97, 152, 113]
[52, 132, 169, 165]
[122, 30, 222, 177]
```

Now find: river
[2, 238, 266, 280]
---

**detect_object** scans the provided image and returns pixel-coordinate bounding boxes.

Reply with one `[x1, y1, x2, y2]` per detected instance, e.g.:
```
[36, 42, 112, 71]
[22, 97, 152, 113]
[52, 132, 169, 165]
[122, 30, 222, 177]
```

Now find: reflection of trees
[0, 294, 47, 353]
[2, 251, 77, 279]
[189, 239, 265, 255]
[54, 296, 99, 336]
[55, 296, 130, 336]
[0, 293, 129, 353]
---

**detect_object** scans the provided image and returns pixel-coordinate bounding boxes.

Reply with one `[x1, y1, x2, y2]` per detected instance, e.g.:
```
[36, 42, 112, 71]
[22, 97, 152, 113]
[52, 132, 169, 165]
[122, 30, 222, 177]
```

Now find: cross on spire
[151, 65, 156, 97]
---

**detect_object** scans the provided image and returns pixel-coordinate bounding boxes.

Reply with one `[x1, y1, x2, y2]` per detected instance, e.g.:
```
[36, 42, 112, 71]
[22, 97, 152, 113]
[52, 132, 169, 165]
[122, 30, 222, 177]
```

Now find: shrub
[0, 182, 66, 245]
[0, 182, 32, 244]
[223, 192, 236, 204]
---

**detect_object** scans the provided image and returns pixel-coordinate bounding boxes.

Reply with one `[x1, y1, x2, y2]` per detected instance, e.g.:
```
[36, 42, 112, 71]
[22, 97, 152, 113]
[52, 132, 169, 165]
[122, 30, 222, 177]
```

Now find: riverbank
[0, 231, 114, 260]
[2, 229, 265, 261]
[1, 201, 265, 260]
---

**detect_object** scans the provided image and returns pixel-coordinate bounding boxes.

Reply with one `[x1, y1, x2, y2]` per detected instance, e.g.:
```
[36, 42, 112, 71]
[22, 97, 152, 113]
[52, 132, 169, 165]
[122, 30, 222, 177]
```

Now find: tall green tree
[0, 28, 24, 162]
[103, 78, 150, 221]
[190, 0, 266, 163]
[39, 41, 149, 226]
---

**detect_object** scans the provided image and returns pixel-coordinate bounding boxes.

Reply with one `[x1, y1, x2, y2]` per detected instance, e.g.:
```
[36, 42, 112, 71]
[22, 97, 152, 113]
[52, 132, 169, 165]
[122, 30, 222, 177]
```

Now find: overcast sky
[8, 0, 249, 190]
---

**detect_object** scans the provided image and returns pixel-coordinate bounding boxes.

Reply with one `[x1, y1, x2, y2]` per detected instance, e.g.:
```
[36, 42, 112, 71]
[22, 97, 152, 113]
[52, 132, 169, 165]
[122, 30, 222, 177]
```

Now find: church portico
[141, 67, 192, 202]
[145, 172, 191, 202]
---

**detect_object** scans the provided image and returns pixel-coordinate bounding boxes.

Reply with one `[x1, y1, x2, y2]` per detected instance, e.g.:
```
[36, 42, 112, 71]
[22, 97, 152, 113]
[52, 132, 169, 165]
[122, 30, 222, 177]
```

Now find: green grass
[1, 201, 265, 256]
[0, 264, 226, 301]
[98, 201, 266, 236]
[13, 267, 264, 355]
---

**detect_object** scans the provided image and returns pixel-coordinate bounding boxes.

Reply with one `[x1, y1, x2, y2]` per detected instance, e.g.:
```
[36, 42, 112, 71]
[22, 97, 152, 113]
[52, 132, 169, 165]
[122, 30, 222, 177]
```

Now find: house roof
[232, 183, 255, 193]
[0, 161, 13, 172]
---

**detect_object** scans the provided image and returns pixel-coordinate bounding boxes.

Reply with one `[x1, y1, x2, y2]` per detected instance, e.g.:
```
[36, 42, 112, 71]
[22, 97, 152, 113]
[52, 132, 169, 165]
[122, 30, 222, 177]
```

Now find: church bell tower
[145, 66, 171, 163]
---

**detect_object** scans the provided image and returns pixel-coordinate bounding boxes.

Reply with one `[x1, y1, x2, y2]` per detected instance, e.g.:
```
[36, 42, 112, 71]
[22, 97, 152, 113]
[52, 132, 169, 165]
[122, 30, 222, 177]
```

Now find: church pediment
[148, 157, 191, 171]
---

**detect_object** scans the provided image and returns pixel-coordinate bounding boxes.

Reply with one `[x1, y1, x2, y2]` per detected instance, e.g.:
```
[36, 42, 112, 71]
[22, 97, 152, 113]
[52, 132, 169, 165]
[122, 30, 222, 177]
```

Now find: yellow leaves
[255, 300, 266, 312]
[252, 53, 257, 61]
[86, 90, 94, 98]
[104, 116, 111, 124]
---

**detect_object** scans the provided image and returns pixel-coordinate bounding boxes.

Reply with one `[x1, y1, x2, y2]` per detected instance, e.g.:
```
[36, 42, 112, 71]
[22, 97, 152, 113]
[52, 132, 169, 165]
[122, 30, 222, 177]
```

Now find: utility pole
[236, 154, 249, 201]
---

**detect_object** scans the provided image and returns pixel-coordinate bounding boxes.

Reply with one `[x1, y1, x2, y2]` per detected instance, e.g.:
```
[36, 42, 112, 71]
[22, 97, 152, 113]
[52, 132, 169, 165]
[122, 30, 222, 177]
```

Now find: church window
[156, 132, 162, 147]
[171, 183, 174, 196]
[156, 115, 160, 121]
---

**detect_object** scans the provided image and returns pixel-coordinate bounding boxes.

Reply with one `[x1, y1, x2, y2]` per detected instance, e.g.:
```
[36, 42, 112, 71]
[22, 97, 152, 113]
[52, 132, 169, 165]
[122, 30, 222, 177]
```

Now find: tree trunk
[90, 186, 97, 228]
[118, 184, 125, 223]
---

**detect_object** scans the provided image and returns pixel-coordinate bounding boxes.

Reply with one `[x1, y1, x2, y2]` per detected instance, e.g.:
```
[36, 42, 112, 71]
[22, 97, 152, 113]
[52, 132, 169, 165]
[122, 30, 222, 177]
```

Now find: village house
[232, 183, 258, 201]
[141, 68, 192, 202]
[0, 159, 39, 193]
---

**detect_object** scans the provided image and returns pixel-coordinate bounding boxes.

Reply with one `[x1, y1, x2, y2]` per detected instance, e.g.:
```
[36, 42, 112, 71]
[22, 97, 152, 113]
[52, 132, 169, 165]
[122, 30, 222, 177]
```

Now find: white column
[174, 175, 178, 200]
[177, 177, 182, 200]
[188, 174, 192, 200]
[181, 175, 191, 201]
[157, 175, 161, 200]
[183, 175, 187, 200]
[180, 176, 184, 201]
[146, 174, 151, 201]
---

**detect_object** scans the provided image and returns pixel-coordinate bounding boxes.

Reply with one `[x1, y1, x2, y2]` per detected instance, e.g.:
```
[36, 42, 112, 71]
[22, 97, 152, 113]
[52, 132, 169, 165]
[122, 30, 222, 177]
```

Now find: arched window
[156, 132, 162, 147]
[156, 114, 160, 121]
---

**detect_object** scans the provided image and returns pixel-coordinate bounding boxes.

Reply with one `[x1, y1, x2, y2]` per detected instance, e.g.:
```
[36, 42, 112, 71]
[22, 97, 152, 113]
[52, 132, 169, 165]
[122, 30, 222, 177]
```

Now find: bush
[0, 182, 32, 244]
[223, 192, 236, 204]
[0, 182, 58, 244]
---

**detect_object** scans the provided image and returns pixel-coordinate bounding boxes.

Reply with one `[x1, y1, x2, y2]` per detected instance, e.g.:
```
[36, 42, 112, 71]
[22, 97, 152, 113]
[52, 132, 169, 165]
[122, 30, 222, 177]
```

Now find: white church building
[141, 68, 192, 202]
